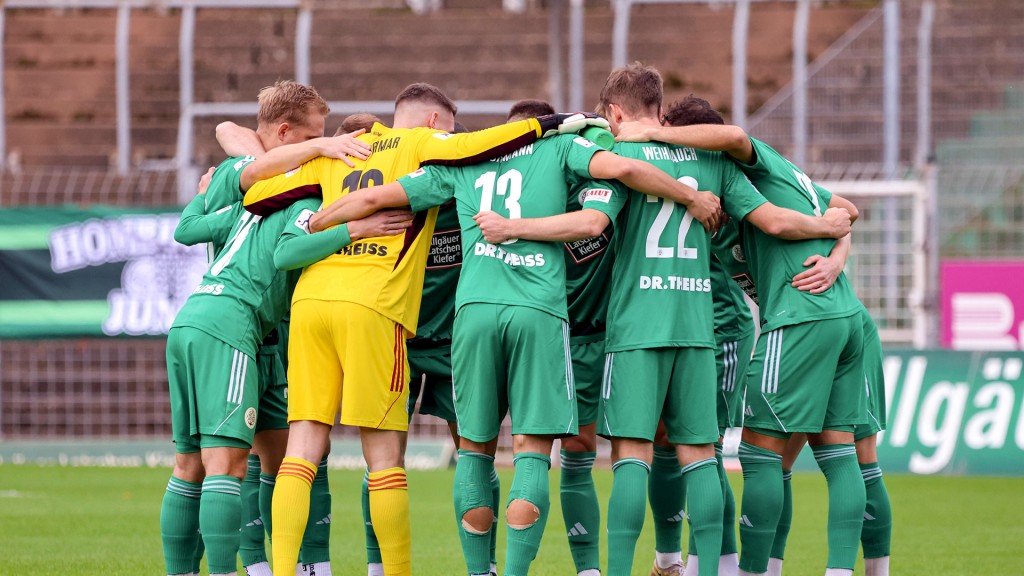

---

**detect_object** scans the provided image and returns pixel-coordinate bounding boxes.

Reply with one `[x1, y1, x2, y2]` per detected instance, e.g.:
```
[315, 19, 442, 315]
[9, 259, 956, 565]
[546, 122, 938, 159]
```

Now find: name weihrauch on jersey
[640, 145, 699, 163]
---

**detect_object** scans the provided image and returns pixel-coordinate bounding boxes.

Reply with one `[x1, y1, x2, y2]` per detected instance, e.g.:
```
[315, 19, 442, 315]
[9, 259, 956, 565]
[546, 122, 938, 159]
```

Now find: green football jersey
[401, 134, 617, 320]
[408, 201, 461, 347]
[172, 197, 320, 356]
[710, 219, 754, 343]
[203, 155, 255, 257]
[563, 182, 624, 337]
[605, 142, 767, 352]
[735, 138, 861, 332]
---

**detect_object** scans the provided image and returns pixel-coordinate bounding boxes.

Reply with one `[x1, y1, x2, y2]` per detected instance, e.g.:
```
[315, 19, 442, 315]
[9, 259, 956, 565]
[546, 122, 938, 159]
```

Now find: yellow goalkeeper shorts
[287, 299, 410, 431]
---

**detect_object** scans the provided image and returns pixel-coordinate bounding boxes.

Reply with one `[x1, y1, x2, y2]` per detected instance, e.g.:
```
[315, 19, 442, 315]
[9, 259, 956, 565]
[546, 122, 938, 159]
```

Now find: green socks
[649, 445, 685, 558]
[504, 452, 552, 576]
[607, 458, 651, 576]
[160, 475, 202, 575]
[490, 465, 500, 571]
[860, 462, 892, 559]
[362, 469, 383, 566]
[258, 472, 275, 542]
[454, 450, 496, 576]
[737, 442, 783, 574]
[682, 457, 724, 576]
[300, 457, 332, 565]
[811, 444, 866, 571]
[559, 449, 600, 573]
[239, 455, 267, 568]
[769, 469, 793, 562]
[200, 475, 243, 575]
[718, 444, 738, 556]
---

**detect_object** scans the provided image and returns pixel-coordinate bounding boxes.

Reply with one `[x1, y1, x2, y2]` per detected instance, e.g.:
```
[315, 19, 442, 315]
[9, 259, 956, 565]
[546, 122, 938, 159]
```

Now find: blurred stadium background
[0, 0, 1021, 478]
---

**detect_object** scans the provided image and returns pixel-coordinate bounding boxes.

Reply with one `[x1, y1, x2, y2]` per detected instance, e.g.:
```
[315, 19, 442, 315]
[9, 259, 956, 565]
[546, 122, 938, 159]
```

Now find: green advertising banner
[0, 206, 207, 338]
[874, 350, 1024, 475]
[769, 349, 1024, 475]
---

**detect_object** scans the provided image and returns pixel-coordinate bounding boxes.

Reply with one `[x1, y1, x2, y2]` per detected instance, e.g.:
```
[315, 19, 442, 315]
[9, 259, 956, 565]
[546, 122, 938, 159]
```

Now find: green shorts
[255, 329, 289, 433]
[570, 333, 605, 427]
[743, 314, 866, 435]
[407, 345, 457, 423]
[855, 308, 886, 441]
[452, 303, 577, 443]
[167, 327, 259, 453]
[717, 331, 755, 434]
[598, 346, 719, 445]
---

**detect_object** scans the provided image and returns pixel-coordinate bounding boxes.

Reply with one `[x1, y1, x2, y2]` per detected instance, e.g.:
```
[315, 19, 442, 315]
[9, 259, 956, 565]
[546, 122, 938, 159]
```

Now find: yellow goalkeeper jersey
[242, 119, 544, 336]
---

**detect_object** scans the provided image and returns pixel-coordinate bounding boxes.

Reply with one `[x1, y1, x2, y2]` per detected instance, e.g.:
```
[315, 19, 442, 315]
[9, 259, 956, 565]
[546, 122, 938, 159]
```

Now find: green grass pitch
[0, 465, 1019, 575]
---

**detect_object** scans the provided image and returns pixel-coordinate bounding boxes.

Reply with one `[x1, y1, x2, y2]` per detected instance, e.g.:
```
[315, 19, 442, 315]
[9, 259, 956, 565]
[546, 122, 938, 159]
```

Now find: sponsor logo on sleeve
[294, 209, 315, 234]
[573, 136, 596, 148]
[582, 188, 613, 204]
[407, 168, 427, 178]
[233, 155, 256, 171]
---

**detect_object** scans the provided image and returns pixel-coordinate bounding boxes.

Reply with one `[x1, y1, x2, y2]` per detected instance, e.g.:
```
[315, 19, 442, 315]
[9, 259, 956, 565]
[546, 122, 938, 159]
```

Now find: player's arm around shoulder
[307, 180, 414, 234]
[275, 198, 413, 271]
[174, 167, 227, 246]
[243, 156, 332, 217]
[239, 132, 372, 191]
[586, 150, 721, 231]
[743, 202, 852, 241]
[616, 121, 754, 164]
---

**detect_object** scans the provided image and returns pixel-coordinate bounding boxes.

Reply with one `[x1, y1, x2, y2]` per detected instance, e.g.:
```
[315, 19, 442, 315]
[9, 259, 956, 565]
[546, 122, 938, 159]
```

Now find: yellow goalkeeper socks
[272, 457, 316, 576]
[368, 467, 411, 576]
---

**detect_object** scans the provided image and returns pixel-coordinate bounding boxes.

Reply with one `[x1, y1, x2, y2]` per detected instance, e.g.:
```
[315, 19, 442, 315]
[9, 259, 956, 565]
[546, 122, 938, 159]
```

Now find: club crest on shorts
[245, 407, 257, 429]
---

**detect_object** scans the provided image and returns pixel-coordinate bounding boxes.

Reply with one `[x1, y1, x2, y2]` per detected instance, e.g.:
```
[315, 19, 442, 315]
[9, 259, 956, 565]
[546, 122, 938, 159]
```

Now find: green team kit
[202, 155, 291, 432]
[400, 134, 623, 442]
[737, 138, 867, 435]
[563, 178, 619, 427]
[599, 141, 767, 445]
[405, 201, 461, 423]
[168, 195, 321, 450]
[709, 219, 756, 434]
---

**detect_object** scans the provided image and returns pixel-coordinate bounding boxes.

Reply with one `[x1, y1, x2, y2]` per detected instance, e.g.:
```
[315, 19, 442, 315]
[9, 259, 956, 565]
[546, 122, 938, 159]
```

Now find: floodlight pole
[732, 0, 750, 127]
[792, 0, 810, 167]
[116, 3, 131, 174]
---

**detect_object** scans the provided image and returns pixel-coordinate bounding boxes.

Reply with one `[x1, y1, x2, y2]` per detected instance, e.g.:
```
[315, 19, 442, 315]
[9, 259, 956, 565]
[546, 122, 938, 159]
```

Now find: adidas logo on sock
[739, 515, 754, 527]
[315, 514, 332, 525]
[567, 522, 589, 537]
[864, 511, 876, 521]
[245, 518, 264, 528]
[668, 510, 686, 523]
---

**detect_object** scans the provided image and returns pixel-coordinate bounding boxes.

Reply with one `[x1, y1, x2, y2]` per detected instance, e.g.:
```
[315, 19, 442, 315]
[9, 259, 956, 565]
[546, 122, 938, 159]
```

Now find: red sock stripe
[368, 471, 408, 491]
[278, 463, 316, 485]
[368, 478, 408, 491]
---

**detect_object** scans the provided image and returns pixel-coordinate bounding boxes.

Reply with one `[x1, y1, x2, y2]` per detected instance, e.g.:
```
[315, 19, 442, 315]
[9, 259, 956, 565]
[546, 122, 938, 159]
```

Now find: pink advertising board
[941, 260, 1024, 349]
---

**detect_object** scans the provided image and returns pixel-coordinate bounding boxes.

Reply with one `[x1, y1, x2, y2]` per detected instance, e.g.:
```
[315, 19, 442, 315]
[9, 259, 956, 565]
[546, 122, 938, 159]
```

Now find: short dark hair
[453, 121, 469, 134]
[663, 95, 725, 127]
[394, 82, 458, 116]
[334, 112, 382, 136]
[506, 99, 555, 122]
[598, 62, 663, 117]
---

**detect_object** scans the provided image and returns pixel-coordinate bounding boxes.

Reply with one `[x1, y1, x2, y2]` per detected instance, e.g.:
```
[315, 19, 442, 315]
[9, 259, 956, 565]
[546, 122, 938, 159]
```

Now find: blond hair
[256, 80, 329, 128]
